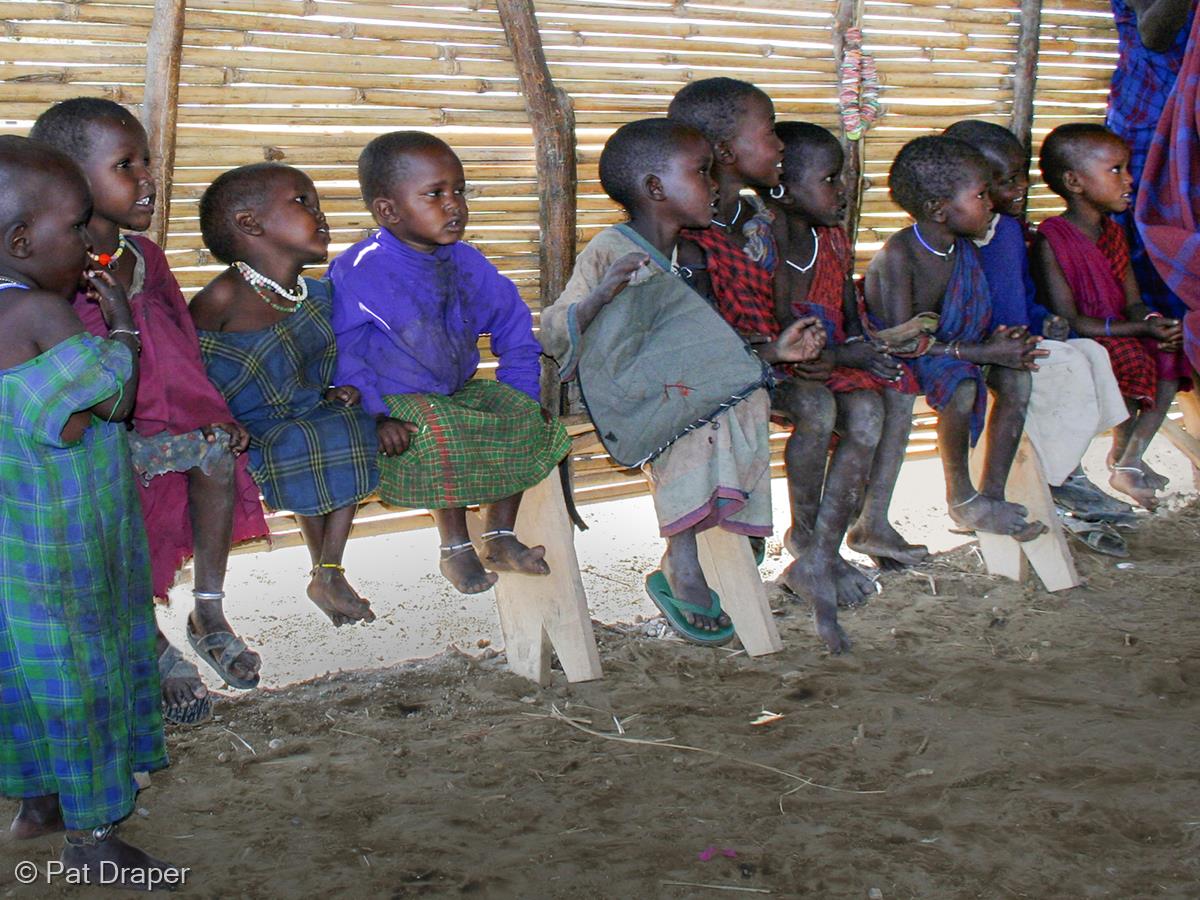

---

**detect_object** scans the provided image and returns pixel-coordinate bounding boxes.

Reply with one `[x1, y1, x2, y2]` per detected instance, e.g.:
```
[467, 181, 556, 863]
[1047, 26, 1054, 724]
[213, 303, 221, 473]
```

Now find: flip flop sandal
[748, 536, 767, 566]
[186, 619, 261, 690]
[644, 570, 736, 647]
[1058, 513, 1129, 558]
[158, 645, 213, 726]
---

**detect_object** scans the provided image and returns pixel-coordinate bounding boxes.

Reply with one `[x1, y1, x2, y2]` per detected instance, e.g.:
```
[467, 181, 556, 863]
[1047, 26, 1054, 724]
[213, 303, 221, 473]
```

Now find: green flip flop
[644, 570, 736, 647]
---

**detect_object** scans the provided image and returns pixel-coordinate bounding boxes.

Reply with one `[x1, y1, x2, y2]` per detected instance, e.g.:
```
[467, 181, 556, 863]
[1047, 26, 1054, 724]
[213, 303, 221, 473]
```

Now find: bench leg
[695, 528, 783, 656]
[971, 432, 1080, 592]
[468, 473, 603, 686]
[1174, 392, 1200, 489]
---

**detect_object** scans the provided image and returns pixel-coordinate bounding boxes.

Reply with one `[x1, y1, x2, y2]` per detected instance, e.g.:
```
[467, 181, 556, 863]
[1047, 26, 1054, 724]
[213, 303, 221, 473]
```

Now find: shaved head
[0, 135, 90, 227]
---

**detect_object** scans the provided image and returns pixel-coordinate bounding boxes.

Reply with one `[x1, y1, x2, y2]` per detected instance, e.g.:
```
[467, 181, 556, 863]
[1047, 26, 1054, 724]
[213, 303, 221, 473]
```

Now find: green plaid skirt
[380, 380, 570, 509]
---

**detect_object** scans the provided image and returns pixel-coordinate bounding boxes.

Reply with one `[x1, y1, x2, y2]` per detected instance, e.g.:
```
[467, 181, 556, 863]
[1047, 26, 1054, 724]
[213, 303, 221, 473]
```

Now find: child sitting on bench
[329, 132, 570, 595]
[540, 118, 822, 646]
[1032, 123, 1188, 511]
[864, 136, 1047, 540]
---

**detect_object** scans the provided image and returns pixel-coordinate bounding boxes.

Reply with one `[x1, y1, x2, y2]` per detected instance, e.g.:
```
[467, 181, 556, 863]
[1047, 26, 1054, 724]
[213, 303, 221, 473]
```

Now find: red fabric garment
[72, 235, 268, 598]
[1037, 216, 1157, 407]
[791, 226, 917, 395]
[683, 225, 778, 339]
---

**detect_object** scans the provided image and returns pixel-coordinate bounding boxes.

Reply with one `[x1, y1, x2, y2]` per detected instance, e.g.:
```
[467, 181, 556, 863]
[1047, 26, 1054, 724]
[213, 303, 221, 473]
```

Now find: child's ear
[5, 221, 31, 259]
[1061, 168, 1084, 195]
[925, 198, 947, 224]
[233, 208, 264, 238]
[370, 197, 397, 225]
[643, 173, 666, 202]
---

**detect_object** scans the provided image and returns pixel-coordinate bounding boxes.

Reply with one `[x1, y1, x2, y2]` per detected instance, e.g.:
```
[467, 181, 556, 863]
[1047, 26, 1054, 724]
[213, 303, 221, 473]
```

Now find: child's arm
[79, 269, 139, 422]
[484, 273, 544, 402]
[834, 266, 904, 381]
[571, 252, 649, 338]
[1119, 258, 1183, 351]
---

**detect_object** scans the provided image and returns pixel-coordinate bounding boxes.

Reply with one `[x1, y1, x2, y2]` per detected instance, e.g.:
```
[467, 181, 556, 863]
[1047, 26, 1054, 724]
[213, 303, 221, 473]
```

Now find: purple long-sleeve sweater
[329, 228, 542, 417]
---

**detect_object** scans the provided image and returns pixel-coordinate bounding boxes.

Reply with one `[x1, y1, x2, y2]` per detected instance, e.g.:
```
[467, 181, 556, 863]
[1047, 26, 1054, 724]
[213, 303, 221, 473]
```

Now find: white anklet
[950, 492, 980, 509]
[193, 590, 226, 601]
[481, 529, 516, 541]
[440, 541, 475, 558]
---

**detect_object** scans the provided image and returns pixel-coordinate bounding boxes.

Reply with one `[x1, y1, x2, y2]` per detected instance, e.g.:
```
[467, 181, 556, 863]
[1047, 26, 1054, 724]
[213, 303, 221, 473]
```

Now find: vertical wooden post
[1010, 0, 1043, 157]
[497, 0, 577, 413]
[833, 0, 866, 249]
[141, 0, 185, 249]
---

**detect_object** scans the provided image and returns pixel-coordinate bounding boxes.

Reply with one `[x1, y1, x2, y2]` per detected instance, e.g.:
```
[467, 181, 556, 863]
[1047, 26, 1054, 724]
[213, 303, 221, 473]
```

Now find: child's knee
[990, 367, 1032, 404]
[947, 379, 978, 414]
[200, 448, 236, 484]
[838, 392, 884, 447]
[776, 382, 835, 437]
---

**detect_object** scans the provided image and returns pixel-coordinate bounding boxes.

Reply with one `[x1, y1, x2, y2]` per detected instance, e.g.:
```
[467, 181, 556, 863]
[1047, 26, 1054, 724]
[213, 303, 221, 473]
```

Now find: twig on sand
[220, 727, 256, 756]
[660, 881, 771, 894]
[547, 705, 884, 796]
[332, 727, 382, 744]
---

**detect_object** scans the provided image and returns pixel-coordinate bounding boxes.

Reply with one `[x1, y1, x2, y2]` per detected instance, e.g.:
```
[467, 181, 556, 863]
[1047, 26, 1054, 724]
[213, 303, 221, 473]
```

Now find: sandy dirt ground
[3, 436, 1200, 898]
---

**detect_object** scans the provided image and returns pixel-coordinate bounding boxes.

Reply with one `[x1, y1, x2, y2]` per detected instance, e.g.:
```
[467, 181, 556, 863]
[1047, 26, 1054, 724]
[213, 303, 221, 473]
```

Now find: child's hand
[1146, 316, 1182, 350]
[83, 268, 132, 328]
[325, 385, 361, 407]
[203, 421, 250, 455]
[835, 340, 904, 381]
[981, 325, 1047, 370]
[599, 252, 649, 301]
[377, 417, 419, 456]
[770, 316, 826, 363]
[793, 352, 835, 382]
[1043, 315, 1071, 342]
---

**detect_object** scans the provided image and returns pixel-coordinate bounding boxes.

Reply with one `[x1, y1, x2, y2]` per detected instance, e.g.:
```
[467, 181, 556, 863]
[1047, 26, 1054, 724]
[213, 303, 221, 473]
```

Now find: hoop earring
[769, 184, 787, 200]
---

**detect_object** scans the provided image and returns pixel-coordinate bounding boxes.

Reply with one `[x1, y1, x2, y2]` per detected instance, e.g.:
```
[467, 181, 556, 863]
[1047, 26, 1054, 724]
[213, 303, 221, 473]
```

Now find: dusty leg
[940, 378, 1042, 540]
[299, 506, 375, 624]
[481, 491, 550, 575]
[434, 507, 498, 594]
[1110, 379, 1177, 509]
[661, 527, 730, 632]
[773, 380, 836, 554]
[185, 456, 260, 685]
[847, 390, 931, 568]
[10, 794, 63, 839]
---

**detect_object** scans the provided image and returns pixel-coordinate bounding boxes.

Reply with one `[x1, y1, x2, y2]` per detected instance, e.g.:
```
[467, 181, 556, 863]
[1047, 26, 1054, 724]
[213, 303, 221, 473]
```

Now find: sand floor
[3, 435, 1200, 898]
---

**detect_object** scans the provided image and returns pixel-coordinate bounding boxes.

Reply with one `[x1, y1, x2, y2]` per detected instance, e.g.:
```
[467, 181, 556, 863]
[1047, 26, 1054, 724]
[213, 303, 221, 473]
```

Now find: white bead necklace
[234, 261, 308, 310]
[784, 227, 820, 274]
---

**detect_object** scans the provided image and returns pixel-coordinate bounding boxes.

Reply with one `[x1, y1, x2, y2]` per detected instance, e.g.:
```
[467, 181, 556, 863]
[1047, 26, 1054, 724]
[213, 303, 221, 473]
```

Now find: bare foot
[1110, 466, 1159, 511]
[950, 494, 1046, 542]
[815, 598, 853, 655]
[60, 828, 183, 891]
[188, 607, 260, 687]
[306, 566, 376, 626]
[833, 557, 876, 609]
[1138, 460, 1169, 491]
[10, 795, 63, 840]
[156, 632, 210, 723]
[439, 544, 499, 594]
[846, 522, 931, 568]
[661, 551, 730, 633]
[483, 532, 551, 576]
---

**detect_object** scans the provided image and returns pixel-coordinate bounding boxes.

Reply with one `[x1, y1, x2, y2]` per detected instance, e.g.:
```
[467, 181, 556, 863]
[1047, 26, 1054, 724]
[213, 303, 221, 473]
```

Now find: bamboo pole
[833, 0, 867, 246]
[1010, 0, 1044, 155]
[496, 0, 577, 413]
[141, 0, 185, 247]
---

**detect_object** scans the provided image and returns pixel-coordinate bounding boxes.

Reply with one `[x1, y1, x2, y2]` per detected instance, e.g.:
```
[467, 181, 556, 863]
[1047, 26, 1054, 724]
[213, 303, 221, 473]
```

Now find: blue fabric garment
[977, 214, 1049, 335]
[911, 239, 993, 446]
[328, 228, 542, 417]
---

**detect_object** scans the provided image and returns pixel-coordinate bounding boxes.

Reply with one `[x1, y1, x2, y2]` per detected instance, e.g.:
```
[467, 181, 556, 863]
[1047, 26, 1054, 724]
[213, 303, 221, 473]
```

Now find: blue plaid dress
[0, 331, 165, 830]
[198, 278, 379, 516]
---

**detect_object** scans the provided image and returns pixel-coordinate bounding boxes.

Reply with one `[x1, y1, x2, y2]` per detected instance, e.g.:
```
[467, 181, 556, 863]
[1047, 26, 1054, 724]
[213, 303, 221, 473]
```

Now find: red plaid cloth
[1039, 216, 1156, 407]
[683, 226, 777, 339]
[790, 226, 917, 395]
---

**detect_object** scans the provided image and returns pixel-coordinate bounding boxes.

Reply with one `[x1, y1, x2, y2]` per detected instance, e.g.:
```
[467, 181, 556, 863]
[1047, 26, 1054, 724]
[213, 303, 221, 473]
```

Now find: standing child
[944, 119, 1133, 523]
[0, 136, 178, 882]
[328, 132, 571, 596]
[191, 163, 385, 626]
[865, 136, 1048, 540]
[1033, 123, 1188, 511]
[31, 98, 269, 723]
[540, 118, 822, 645]
[765, 122, 928, 598]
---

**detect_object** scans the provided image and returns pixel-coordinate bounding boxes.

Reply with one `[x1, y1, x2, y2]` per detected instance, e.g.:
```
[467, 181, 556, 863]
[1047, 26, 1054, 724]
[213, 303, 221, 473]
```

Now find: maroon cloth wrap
[72, 235, 268, 598]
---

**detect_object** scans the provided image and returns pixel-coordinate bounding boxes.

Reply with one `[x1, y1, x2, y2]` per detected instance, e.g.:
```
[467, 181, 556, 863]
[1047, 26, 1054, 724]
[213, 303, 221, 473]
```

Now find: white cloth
[1023, 338, 1129, 485]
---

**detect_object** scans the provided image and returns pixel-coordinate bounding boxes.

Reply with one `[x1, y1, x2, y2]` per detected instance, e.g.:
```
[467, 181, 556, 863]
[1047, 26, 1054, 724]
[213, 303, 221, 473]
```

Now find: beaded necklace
[784, 227, 820, 274]
[88, 235, 130, 270]
[912, 224, 954, 258]
[710, 198, 743, 230]
[234, 261, 308, 313]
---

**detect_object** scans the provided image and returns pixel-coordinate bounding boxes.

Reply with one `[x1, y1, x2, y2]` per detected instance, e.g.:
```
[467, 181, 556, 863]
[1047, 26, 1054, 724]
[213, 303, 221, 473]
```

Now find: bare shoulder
[0, 288, 85, 369]
[189, 270, 238, 331]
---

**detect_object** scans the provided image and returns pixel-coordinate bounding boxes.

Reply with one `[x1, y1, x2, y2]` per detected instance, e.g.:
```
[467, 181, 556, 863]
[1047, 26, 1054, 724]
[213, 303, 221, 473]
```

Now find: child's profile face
[780, 143, 846, 228]
[255, 168, 330, 264]
[27, 168, 92, 297]
[656, 134, 718, 228]
[939, 169, 993, 239]
[1069, 135, 1133, 214]
[726, 93, 784, 189]
[375, 146, 467, 253]
[78, 116, 154, 233]
[983, 144, 1029, 219]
